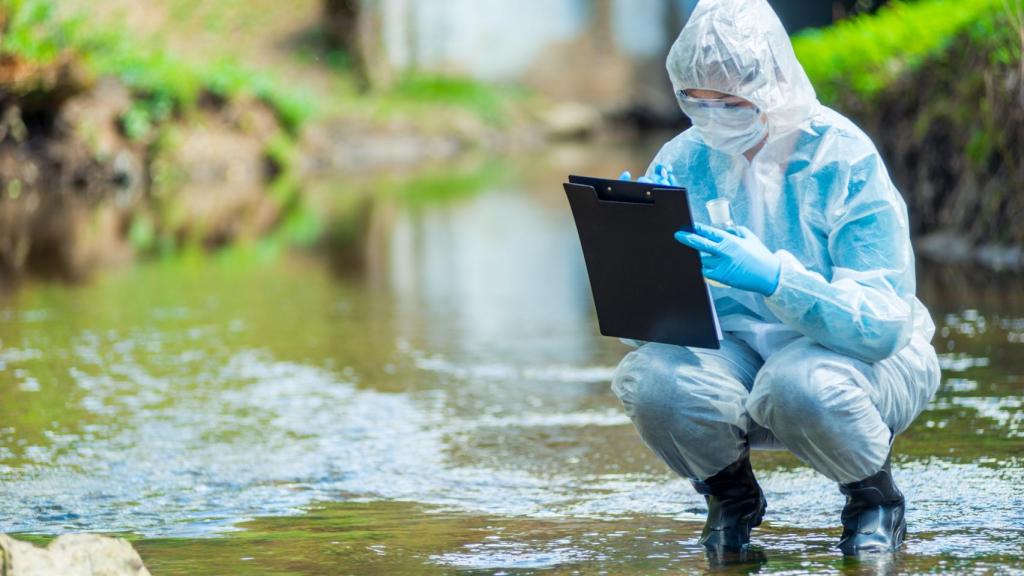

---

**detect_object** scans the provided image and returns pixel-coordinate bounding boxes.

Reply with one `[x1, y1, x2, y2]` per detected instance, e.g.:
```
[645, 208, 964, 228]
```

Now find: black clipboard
[565, 175, 722, 349]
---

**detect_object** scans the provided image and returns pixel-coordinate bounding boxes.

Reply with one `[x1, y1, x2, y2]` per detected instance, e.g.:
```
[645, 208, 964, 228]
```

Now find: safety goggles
[676, 90, 757, 111]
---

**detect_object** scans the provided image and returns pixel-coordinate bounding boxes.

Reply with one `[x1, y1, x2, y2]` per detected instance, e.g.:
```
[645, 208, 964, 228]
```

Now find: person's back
[610, 0, 941, 557]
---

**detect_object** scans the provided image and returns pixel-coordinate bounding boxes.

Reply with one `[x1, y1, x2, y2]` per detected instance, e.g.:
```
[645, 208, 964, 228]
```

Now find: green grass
[0, 0, 70, 62]
[382, 73, 515, 125]
[0, 0, 315, 134]
[793, 0, 1023, 103]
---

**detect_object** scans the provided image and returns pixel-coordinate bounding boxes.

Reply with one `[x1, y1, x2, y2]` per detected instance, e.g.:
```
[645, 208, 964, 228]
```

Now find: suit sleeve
[763, 153, 916, 362]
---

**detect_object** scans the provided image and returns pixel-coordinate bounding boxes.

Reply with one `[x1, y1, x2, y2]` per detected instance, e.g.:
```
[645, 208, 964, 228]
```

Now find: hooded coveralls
[610, 0, 942, 485]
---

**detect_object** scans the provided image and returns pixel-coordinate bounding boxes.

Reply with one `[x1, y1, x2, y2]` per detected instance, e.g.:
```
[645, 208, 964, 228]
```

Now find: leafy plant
[792, 0, 1021, 103]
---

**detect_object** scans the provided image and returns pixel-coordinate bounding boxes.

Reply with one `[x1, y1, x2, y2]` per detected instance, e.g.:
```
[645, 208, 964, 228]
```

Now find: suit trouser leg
[745, 333, 941, 484]
[611, 335, 776, 481]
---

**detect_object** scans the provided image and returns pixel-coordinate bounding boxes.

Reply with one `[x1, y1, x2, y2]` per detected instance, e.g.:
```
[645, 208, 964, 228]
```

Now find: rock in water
[0, 534, 151, 576]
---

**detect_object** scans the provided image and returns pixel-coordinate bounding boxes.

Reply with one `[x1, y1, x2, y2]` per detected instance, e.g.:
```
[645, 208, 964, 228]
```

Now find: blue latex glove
[619, 163, 679, 186]
[674, 223, 781, 296]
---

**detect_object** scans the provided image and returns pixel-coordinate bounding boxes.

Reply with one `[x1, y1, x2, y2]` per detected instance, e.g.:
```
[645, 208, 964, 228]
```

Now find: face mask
[677, 93, 768, 155]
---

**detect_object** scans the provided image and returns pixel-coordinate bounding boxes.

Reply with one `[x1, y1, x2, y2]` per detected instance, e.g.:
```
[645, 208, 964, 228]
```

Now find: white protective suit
[610, 0, 942, 484]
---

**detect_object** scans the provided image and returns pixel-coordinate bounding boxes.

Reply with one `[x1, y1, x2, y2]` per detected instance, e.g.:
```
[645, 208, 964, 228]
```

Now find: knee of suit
[747, 346, 867, 437]
[612, 344, 739, 433]
[612, 344, 683, 421]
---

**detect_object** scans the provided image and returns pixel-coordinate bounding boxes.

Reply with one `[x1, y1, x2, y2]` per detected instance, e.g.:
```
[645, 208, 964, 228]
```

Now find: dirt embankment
[0, 54, 296, 284]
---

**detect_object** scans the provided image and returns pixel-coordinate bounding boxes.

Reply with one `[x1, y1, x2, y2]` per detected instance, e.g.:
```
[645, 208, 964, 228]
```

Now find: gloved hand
[619, 163, 679, 186]
[674, 223, 781, 296]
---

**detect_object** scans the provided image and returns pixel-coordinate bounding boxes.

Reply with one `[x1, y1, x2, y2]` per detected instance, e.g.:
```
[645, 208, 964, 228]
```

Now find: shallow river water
[1, 141, 1022, 574]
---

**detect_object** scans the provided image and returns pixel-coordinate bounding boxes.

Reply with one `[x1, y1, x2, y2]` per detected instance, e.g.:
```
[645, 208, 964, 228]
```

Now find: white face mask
[677, 93, 768, 155]
[695, 108, 768, 155]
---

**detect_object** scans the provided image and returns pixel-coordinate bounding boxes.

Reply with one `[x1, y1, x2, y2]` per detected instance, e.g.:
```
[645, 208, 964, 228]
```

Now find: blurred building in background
[337, 0, 889, 121]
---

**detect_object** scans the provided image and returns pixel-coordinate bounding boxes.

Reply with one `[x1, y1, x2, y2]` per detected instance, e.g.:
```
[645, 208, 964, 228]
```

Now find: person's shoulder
[805, 106, 903, 206]
[807, 106, 882, 161]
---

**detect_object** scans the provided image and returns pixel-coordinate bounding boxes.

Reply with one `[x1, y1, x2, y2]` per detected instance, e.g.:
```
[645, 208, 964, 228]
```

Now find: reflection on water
[1, 141, 1023, 573]
[386, 180, 595, 362]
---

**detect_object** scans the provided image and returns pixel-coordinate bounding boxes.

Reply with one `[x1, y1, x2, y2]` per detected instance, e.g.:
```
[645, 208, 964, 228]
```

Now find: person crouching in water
[613, 0, 941, 556]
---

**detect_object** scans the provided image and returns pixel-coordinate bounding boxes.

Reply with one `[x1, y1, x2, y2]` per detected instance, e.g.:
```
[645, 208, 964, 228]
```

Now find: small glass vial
[704, 199, 734, 288]
[706, 198, 735, 229]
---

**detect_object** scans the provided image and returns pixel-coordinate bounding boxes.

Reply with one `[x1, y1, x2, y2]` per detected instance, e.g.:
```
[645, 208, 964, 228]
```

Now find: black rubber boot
[837, 453, 906, 555]
[691, 454, 767, 551]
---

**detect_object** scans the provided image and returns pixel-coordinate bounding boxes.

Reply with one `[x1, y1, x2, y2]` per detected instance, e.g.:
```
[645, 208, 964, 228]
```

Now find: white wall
[378, 0, 700, 82]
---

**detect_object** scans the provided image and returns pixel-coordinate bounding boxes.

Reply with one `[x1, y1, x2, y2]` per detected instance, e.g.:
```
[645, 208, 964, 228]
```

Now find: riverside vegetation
[0, 0, 536, 282]
[0, 0, 1022, 281]
[794, 0, 1024, 268]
